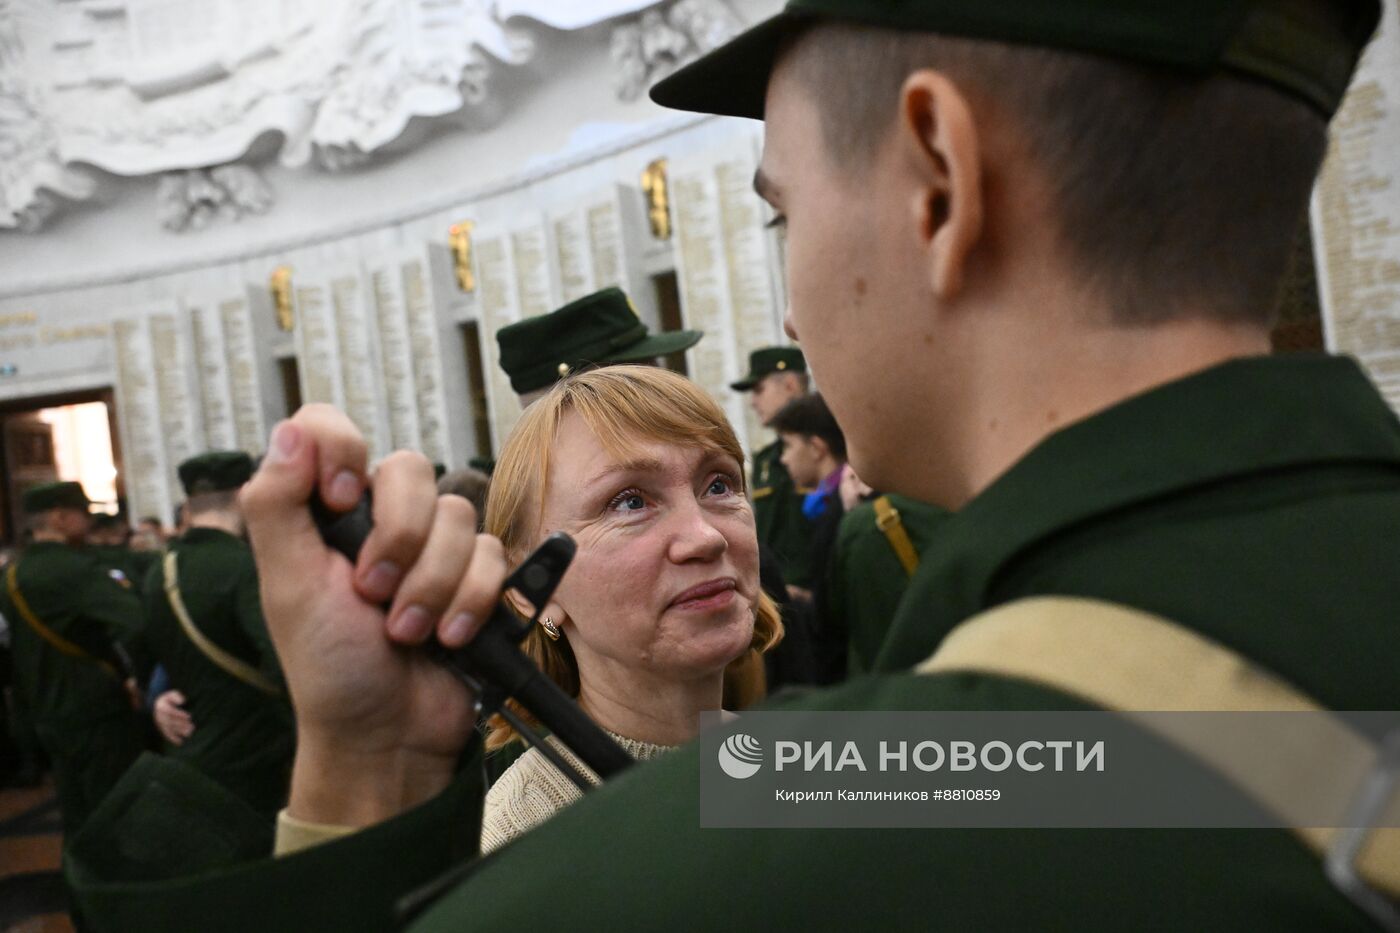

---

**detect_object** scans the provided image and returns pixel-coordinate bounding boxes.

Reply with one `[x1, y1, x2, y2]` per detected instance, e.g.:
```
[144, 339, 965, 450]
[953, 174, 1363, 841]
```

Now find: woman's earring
[540, 616, 562, 641]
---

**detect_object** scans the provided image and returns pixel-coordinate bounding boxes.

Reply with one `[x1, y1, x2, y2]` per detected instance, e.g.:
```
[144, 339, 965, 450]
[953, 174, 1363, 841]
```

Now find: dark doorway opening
[459, 322, 494, 459]
[652, 271, 690, 377]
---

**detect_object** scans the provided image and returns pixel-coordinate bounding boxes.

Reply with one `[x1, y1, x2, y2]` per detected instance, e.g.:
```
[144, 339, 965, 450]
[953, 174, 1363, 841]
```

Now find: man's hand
[153, 690, 195, 746]
[241, 406, 507, 828]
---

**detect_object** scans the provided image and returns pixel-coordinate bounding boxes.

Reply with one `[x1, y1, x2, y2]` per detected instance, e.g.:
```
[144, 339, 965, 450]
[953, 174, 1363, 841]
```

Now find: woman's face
[537, 411, 760, 681]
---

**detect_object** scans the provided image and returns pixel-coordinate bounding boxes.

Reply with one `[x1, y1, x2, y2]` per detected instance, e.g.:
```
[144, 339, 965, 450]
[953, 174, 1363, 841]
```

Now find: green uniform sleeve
[79, 563, 145, 645]
[68, 746, 486, 933]
[77, 559, 147, 678]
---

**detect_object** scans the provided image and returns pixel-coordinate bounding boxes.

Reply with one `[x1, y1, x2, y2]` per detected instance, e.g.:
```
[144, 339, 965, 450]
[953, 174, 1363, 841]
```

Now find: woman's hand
[241, 405, 507, 827]
[153, 690, 194, 746]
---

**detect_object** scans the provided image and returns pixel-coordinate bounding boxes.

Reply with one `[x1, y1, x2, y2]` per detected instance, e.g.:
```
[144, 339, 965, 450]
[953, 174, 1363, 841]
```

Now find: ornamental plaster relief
[0, 0, 740, 233]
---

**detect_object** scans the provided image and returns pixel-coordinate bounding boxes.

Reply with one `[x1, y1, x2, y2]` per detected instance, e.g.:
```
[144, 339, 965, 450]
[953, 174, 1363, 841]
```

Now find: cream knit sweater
[481, 730, 675, 853]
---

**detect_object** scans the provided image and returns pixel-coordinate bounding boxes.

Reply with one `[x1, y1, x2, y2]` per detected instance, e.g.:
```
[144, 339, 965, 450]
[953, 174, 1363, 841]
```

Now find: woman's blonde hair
[483, 365, 783, 750]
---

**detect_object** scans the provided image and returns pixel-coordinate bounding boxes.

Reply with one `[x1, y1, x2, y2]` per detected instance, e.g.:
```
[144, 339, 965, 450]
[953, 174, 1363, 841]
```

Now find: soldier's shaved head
[787, 23, 1327, 327]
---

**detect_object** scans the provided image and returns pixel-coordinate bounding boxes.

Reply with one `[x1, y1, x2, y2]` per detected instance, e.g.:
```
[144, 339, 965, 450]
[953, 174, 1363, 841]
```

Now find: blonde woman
[479, 366, 782, 850]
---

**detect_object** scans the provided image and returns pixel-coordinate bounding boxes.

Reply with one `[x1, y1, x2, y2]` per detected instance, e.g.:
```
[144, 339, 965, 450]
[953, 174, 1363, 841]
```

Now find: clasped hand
[241, 405, 507, 827]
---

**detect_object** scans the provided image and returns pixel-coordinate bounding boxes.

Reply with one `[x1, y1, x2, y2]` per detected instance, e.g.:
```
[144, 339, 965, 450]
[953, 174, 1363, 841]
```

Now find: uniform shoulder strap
[162, 552, 281, 697]
[872, 496, 919, 577]
[5, 561, 120, 680]
[917, 596, 1400, 915]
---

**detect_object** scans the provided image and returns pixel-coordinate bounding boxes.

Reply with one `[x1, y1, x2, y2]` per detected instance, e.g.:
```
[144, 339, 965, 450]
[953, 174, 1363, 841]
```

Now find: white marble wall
[0, 102, 792, 523]
[1313, 0, 1400, 412]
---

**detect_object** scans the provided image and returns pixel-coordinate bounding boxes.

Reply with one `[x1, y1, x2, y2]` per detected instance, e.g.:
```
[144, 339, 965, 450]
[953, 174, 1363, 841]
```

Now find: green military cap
[496, 288, 703, 395]
[651, 0, 1381, 120]
[731, 346, 807, 391]
[21, 480, 91, 514]
[178, 450, 254, 495]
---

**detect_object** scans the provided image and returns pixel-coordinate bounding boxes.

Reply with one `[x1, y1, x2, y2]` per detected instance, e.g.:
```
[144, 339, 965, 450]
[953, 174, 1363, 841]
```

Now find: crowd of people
[0, 284, 920, 925]
[3, 0, 1398, 929]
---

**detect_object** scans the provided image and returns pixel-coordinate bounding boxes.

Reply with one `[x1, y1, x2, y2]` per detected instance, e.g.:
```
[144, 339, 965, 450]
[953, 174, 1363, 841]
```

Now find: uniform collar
[873, 354, 1400, 671]
[181, 526, 243, 545]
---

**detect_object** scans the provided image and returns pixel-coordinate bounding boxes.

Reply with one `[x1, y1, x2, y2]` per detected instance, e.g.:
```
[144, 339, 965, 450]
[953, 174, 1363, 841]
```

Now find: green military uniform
[90, 545, 160, 684]
[827, 494, 949, 677]
[91, 543, 159, 592]
[1, 482, 145, 841]
[748, 438, 812, 586]
[732, 348, 812, 587]
[68, 363, 1400, 933]
[141, 452, 293, 817]
[65, 0, 1397, 929]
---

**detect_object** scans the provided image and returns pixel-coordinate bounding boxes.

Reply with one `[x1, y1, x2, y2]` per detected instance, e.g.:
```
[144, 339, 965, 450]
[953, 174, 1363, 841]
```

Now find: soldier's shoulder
[754, 439, 782, 462]
[19, 543, 99, 580]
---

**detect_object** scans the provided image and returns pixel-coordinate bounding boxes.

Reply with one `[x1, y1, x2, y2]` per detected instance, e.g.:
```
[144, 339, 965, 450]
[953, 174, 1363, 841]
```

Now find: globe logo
[718, 733, 763, 779]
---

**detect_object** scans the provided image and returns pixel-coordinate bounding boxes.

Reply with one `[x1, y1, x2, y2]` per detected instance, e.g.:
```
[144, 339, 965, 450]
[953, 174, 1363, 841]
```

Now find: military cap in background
[652, 0, 1380, 120]
[21, 480, 91, 514]
[731, 346, 806, 391]
[496, 287, 703, 395]
[178, 451, 255, 495]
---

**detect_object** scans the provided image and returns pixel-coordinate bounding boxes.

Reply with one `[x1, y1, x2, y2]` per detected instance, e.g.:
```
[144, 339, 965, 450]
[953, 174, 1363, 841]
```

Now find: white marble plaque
[370, 262, 423, 452]
[670, 141, 787, 453]
[219, 296, 268, 454]
[110, 316, 172, 523]
[292, 276, 343, 409]
[329, 270, 390, 460]
[475, 234, 524, 445]
[553, 211, 594, 302]
[401, 254, 453, 466]
[1314, 3, 1400, 413]
[187, 297, 238, 451]
[550, 191, 636, 304]
[511, 224, 558, 319]
[148, 311, 204, 495]
[715, 155, 783, 448]
[586, 199, 626, 293]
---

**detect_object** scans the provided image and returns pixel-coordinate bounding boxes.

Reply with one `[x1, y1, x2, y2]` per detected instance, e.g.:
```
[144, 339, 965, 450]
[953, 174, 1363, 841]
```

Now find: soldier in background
[769, 393, 848, 681]
[89, 513, 160, 623]
[0, 481, 144, 841]
[140, 451, 293, 818]
[730, 348, 812, 595]
[828, 477, 948, 678]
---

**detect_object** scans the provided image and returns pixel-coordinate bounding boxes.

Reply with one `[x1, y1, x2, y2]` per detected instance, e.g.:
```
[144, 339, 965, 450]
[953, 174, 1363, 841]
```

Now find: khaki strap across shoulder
[872, 496, 919, 577]
[918, 596, 1400, 903]
[163, 552, 281, 697]
[6, 562, 119, 680]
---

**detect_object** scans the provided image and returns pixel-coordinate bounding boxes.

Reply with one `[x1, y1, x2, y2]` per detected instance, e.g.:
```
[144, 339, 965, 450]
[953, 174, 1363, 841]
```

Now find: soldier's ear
[899, 69, 983, 301]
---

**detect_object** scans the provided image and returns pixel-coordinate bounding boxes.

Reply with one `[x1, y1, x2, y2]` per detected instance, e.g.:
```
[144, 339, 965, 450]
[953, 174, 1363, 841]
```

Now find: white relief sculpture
[610, 0, 743, 101]
[0, 0, 97, 230]
[0, 0, 736, 232]
[156, 163, 274, 233]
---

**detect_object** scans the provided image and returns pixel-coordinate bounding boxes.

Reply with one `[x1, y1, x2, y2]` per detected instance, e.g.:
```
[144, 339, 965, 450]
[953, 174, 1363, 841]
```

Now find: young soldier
[139, 451, 293, 818]
[828, 487, 948, 677]
[1, 482, 144, 842]
[730, 347, 812, 588]
[70, 2, 1399, 931]
[769, 393, 849, 680]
